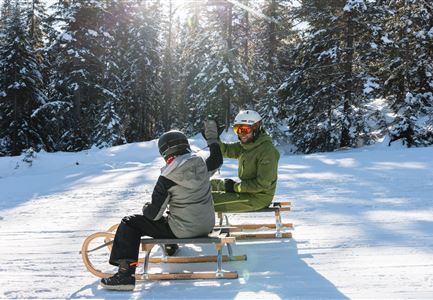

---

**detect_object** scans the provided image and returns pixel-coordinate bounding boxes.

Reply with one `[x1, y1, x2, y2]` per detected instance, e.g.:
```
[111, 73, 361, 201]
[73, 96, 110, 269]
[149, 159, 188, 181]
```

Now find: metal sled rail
[80, 231, 243, 280]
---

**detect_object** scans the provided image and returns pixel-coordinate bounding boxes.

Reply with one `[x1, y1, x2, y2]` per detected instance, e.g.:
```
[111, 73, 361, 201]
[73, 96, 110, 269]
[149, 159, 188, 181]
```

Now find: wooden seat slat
[140, 237, 222, 244]
[216, 201, 293, 239]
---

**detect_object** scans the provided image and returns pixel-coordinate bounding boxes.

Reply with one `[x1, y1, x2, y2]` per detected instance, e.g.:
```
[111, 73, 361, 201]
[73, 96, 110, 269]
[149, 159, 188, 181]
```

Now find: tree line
[0, 0, 432, 156]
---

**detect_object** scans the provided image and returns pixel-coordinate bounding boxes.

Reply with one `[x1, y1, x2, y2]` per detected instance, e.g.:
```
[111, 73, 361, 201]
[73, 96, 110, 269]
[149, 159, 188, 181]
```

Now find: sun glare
[166, 0, 279, 24]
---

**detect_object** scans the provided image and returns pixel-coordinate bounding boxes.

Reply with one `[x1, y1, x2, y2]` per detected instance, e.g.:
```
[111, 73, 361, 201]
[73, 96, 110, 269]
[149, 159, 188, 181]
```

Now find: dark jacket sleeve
[142, 175, 177, 220]
[206, 143, 223, 172]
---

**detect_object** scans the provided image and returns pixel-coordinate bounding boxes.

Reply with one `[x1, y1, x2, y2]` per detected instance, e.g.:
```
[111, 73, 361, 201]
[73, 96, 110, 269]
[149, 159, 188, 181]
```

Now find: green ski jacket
[219, 132, 280, 201]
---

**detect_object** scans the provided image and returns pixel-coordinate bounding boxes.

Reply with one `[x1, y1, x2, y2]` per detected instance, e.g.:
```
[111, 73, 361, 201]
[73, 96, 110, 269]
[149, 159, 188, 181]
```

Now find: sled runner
[80, 229, 243, 280]
[216, 201, 293, 239]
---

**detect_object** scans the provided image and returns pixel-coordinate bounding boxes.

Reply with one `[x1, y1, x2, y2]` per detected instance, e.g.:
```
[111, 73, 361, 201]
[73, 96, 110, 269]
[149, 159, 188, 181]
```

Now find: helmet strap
[252, 121, 262, 142]
[252, 127, 261, 142]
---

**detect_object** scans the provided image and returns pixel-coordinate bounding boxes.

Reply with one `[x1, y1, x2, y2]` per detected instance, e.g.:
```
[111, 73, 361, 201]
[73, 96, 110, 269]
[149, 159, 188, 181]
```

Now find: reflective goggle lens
[233, 124, 253, 135]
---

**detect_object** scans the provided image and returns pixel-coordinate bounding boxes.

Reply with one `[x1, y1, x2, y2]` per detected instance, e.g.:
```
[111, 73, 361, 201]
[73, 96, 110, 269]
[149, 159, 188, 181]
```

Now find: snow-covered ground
[1, 135, 433, 299]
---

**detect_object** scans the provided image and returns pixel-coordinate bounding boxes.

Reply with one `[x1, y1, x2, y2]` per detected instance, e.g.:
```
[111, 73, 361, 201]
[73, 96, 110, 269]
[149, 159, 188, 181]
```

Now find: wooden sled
[100, 224, 247, 264]
[216, 201, 293, 239]
[80, 229, 244, 281]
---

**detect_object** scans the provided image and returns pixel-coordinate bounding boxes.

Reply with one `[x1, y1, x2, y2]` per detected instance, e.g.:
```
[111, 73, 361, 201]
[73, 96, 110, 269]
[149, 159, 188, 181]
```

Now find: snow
[60, 32, 73, 42]
[98, 85, 118, 99]
[277, 81, 289, 92]
[318, 47, 337, 61]
[343, 0, 367, 12]
[1, 137, 433, 299]
[102, 31, 113, 39]
[87, 29, 98, 37]
[415, 30, 426, 39]
[428, 27, 433, 39]
[312, 29, 326, 37]
[381, 34, 392, 44]
[363, 76, 379, 94]
[7, 82, 26, 89]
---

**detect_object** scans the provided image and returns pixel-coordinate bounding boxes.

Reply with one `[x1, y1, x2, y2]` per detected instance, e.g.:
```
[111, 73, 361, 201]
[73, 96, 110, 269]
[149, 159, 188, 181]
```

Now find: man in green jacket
[210, 110, 280, 212]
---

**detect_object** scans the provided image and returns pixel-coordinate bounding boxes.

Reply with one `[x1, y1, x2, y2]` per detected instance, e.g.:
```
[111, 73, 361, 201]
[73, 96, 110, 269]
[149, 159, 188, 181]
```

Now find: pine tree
[379, 0, 433, 147]
[23, 0, 47, 49]
[48, 0, 112, 151]
[159, 0, 177, 132]
[188, 2, 249, 131]
[250, 0, 294, 144]
[0, 0, 47, 156]
[93, 100, 126, 148]
[174, 4, 211, 134]
[0, 0, 12, 155]
[279, 0, 378, 153]
[121, 0, 162, 141]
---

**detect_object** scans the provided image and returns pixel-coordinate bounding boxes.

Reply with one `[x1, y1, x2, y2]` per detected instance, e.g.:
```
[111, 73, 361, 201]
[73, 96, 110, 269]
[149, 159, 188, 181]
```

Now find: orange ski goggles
[233, 124, 254, 135]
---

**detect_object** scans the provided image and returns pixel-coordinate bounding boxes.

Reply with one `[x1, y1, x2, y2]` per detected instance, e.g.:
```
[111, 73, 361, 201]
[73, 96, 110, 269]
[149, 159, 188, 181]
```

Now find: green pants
[211, 179, 272, 213]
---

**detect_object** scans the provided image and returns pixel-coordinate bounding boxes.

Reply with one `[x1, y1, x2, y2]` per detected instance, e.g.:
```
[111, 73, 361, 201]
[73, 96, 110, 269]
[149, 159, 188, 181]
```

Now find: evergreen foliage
[250, 0, 294, 144]
[47, 0, 109, 151]
[280, 0, 385, 152]
[188, 3, 249, 130]
[0, 0, 47, 156]
[379, 0, 433, 147]
[120, 0, 162, 141]
[174, 7, 211, 134]
[0, 0, 432, 156]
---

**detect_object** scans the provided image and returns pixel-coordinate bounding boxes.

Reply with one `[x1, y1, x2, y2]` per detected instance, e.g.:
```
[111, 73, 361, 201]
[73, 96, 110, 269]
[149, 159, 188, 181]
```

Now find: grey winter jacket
[160, 153, 216, 238]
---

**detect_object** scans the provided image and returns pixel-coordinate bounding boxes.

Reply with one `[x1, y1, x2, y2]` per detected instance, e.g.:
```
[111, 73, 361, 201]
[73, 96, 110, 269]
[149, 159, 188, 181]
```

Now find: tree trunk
[241, 0, 251, 107]
[162, 0, 174, 131]
[341, 11, 353, 148]
[224, 3, 233, 127]
[267, 0, 277, 85]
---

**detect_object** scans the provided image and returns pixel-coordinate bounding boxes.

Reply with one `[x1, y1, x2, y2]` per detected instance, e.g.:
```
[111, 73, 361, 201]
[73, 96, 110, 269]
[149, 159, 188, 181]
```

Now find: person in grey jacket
[101, 123, 222, 291]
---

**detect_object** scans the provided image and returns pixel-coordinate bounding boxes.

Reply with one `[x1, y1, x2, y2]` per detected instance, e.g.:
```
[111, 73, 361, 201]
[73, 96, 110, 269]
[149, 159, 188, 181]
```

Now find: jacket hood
[161, 153, 208, 189]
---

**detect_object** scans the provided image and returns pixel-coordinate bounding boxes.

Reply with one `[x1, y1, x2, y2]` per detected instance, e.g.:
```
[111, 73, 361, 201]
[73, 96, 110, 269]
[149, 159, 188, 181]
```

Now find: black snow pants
[109, 214, 176, 266]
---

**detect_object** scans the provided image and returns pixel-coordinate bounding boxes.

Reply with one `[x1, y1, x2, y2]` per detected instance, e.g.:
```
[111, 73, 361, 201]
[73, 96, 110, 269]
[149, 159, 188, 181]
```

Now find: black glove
[224, 178, 237, 193]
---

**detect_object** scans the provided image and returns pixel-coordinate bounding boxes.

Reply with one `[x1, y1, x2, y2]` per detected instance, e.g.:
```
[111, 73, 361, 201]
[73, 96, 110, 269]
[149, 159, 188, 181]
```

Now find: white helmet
[233, 110, 262, 125]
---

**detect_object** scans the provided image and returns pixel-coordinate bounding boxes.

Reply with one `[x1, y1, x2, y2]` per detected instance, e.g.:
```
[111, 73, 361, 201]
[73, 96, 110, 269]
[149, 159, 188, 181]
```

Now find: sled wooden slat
[217, 201, 293, 239]
[136, 271, 238, 280]
[81, 230, 241, 280]
[231, 232, 292, 240]
[138, 233, 239, 279]
[255, 207, 291, 212]
[147, 254, 247, 264]
[139, 234, 235, 250]
[228, 223, 293, 230]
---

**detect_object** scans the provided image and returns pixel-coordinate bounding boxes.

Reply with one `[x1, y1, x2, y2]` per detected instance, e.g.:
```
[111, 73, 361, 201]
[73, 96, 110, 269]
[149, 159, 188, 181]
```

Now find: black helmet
[158, 130, 191, 159]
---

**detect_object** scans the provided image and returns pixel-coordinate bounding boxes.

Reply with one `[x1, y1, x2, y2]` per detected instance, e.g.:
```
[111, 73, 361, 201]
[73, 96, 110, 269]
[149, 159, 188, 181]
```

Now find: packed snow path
[1, 139, 433, 299]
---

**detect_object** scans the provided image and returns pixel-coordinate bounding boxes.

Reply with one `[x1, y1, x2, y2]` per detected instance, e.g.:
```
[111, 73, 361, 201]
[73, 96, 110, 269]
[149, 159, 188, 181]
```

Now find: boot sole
[100, 282, 135, 291]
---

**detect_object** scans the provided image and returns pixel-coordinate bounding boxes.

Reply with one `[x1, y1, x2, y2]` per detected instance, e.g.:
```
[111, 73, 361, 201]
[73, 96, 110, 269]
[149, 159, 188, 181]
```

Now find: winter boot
[100, 260, 137, 291]
[163, 244, 179, 256]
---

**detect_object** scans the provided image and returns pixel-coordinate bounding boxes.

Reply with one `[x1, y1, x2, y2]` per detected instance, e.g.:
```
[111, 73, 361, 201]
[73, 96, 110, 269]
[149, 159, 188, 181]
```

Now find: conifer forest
[0, 0, 432, 156]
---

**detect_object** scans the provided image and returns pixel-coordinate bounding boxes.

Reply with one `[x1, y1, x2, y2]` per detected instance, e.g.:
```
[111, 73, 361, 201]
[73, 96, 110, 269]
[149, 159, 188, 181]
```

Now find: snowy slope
[1, 137, 433, 299]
